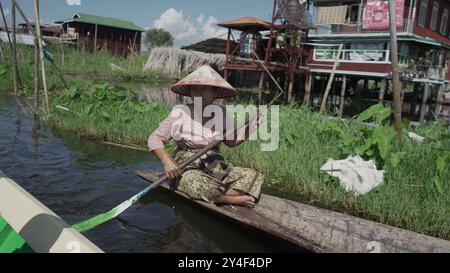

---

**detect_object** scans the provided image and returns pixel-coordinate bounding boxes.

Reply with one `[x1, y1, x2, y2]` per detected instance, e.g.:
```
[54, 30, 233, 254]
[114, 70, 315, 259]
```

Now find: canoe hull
[136, 170, 450, 253]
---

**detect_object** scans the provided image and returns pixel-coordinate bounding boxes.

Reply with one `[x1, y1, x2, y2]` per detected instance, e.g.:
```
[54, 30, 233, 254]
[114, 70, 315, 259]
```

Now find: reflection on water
[0, 94, 299, 253]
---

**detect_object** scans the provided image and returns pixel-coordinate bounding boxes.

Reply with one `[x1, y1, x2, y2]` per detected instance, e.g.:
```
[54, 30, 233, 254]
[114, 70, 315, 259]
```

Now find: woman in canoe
[148, 65, 263, 208]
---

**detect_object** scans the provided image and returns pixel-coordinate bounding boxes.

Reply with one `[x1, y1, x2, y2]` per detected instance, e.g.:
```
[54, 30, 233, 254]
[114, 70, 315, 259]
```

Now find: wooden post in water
[339, 75, 347, 116]
[388, 0, 403, 143]
[33, 1, 40, 118]
[303, 73, 312, 106]
[12, 0, 40, 116]
[34, 43, 39, 117]
[11, 0, 18, 93]
[33, 0, 49, 113]
[378, 78, 387, 105]
[320, 44, 343, 113]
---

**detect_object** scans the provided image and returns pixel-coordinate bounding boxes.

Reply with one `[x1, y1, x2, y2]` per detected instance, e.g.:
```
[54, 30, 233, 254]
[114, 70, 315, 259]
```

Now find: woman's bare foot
[216, 194, 255, 208]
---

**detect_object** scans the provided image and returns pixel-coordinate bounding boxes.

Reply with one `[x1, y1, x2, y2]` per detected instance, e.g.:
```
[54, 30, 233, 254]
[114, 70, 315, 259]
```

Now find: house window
[440, 8, 448, 35]
[348, 4, 360, 24]
[430, 1, 439, 30]
[418, 0, 429, 27]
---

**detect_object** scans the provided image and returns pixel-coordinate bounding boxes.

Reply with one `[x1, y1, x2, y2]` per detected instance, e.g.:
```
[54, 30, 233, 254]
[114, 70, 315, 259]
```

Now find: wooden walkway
[137, 170, 450, 253]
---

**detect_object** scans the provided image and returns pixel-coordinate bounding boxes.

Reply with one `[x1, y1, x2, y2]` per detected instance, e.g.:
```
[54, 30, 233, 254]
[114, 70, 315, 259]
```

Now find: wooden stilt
[33, 0, 49, 113]
[94, 23, 98, 69]
[258, 71, 265, 89]
[11, 0, 18, 93]
[388, 0, 403, 143]
[33, 40, 40, 118]
[434, 84, 445, 119]
[283, 74, 289, 102]
[320, 44, 343, 113]
[363, 79, 369, 95]
[400, 81, 405, 112]
[287, 73, 294, 104]
[339, 75, 347, 116]
[303, 73, 312, 106]
[378, 78, 387, 105]
[419, 83, 430, 122]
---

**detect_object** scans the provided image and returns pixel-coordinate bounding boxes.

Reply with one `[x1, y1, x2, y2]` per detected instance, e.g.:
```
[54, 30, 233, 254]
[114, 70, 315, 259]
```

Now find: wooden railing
[310, 19, 412, 35]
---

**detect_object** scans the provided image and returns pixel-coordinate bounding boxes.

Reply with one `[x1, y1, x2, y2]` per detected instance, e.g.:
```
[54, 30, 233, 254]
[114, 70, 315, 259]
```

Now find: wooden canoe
[136, 170, 450, 253]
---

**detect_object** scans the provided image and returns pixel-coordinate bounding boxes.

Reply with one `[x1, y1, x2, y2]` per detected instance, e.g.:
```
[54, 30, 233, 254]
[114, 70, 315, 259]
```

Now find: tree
[144, 28, 174, 50]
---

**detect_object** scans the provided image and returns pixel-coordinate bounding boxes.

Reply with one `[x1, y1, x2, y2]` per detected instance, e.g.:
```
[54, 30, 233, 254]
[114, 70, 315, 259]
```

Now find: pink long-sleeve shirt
[148, 105, 236, 151]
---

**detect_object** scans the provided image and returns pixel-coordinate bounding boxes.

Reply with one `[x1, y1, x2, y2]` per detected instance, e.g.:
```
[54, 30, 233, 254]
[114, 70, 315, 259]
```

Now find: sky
[0, 0, 274, 46]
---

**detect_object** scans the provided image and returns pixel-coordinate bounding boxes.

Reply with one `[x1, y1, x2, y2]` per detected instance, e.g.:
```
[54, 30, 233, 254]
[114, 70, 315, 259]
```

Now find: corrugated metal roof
[57, 13, 144, 32]
[218, 16, 272, 31]
[181, 38, 236, 54]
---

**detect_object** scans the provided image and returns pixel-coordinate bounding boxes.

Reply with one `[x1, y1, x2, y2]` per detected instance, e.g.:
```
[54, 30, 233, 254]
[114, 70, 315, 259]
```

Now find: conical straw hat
[171, 65, 237, 99]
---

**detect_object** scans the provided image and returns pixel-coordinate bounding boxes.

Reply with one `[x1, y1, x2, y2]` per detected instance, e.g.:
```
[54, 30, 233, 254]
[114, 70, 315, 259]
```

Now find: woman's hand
[162, 157, 181, 179]
[152, 148, 181, 179]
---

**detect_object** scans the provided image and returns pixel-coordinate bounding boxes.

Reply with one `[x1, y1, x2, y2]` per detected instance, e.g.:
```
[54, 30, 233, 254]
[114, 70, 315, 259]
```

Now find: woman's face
[191, 86, 215, 105]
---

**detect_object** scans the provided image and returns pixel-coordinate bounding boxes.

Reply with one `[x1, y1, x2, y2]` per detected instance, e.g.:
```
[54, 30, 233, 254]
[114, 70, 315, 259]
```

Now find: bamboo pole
[13, 0, 39, 116]
[11, 0, 18, 93]
[320, 44, 343, 113]
[33, 0, 50, 113]
[388, 0, 403, 143]
[15, 1, 67, 89]
[0, 1, 13, 53]
[34, 43, 39, 118]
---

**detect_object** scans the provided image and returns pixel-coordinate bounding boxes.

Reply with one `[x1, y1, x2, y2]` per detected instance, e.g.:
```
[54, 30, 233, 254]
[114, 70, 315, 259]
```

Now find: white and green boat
[0, 171, 102, 253]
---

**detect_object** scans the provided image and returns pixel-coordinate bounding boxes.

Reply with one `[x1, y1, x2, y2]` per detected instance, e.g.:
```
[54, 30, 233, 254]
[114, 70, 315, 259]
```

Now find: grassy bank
[43, 85, 450, 240]
[0, 43, 169, 94]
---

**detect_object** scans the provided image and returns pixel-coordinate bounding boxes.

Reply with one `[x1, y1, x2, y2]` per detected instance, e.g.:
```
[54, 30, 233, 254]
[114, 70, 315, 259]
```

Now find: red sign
[363, 0, 404, 30]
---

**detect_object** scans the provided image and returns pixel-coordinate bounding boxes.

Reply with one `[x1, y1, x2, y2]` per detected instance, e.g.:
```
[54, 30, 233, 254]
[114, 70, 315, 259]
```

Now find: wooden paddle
[73, 113, 256, 233]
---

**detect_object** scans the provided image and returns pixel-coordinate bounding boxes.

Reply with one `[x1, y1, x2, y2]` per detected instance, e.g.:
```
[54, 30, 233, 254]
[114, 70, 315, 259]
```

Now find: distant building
[56, 12, 144, 57]
[18, 22, 62, 37]
[304, 0, 450, 121]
